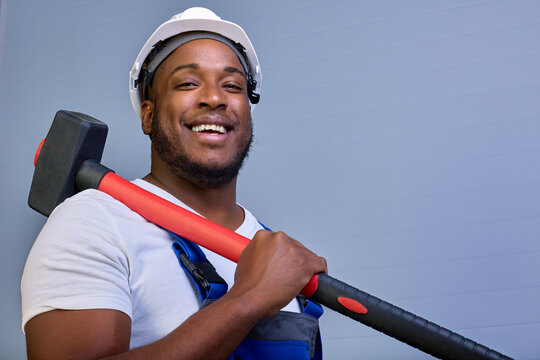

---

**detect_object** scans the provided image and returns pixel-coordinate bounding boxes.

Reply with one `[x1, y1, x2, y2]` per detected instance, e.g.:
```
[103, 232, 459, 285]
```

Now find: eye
[174, 81, 198, 90]
[223, 82, 244, 92]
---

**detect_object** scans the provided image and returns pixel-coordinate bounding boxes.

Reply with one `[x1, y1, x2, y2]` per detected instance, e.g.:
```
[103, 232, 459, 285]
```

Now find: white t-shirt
[21, 179, 299, 348]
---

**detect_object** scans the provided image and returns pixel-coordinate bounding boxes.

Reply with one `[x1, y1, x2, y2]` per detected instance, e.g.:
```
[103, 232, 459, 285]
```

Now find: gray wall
[1, 1, 539, 359]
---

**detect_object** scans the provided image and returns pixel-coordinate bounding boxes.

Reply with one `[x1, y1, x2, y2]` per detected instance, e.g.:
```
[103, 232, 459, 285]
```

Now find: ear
[140, 100, 154, 135]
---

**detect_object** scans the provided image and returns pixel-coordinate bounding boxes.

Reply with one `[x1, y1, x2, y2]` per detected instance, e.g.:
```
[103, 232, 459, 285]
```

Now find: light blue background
[1, 1, 539, 359]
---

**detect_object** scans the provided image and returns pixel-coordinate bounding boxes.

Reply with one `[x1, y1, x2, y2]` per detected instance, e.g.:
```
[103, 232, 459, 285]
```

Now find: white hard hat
[129, 7, 262, 118]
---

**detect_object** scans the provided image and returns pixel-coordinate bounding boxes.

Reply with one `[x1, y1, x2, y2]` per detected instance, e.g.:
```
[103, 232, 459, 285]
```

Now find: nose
[199, 82, 227, 110]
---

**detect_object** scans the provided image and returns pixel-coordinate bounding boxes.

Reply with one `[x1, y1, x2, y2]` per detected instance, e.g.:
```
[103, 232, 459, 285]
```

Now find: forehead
[157, 39, 245, 76]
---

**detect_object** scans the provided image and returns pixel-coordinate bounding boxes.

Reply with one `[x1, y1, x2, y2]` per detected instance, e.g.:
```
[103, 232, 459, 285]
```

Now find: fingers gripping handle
[310, 273, 512, 360]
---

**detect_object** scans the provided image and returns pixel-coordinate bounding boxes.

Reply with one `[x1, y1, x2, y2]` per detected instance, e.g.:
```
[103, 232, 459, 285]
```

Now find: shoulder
[42, 188, 143, 238]
[21, 190, 136, 330]
[25, 189, 137, 279]
[27, 187, 133, 259]
[50, 188, 129, 218]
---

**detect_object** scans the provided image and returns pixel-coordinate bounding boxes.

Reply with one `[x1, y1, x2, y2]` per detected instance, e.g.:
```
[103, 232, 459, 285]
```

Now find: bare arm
[26, 290, 263, 360]
[25, 230, 327, 360]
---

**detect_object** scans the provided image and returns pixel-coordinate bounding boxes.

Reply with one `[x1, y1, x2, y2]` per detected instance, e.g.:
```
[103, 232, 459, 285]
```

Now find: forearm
[103, 289, 264, 360]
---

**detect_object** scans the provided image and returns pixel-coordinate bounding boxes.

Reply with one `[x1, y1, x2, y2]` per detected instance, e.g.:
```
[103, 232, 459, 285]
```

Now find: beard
[150, 114, 253, 188]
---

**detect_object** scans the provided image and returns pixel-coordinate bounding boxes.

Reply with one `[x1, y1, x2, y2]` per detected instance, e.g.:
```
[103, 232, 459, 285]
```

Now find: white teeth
[192, 124, 227, 134]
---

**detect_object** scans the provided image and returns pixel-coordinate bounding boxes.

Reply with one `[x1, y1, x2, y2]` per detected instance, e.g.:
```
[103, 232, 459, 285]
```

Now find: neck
[143, 155, 244, 231]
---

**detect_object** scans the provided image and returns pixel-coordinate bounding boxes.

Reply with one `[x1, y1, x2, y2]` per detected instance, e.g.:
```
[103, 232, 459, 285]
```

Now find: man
[21, 7, 327, 359]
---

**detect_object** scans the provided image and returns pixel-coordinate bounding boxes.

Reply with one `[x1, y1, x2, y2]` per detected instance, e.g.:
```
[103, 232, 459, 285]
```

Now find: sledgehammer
[29, 110, 513, 360]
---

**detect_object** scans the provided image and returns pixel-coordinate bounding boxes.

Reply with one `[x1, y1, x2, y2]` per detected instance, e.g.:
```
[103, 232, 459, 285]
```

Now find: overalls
[167, 226, 323, 360]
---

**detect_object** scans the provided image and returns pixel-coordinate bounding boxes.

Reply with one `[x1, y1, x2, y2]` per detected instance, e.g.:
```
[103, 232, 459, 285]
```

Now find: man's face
[144, 39, 253, 188]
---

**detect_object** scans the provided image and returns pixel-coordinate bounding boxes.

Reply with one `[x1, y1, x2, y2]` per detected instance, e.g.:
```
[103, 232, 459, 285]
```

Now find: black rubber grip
[311, 273, 513, 360]
[75, 159, 113, 191]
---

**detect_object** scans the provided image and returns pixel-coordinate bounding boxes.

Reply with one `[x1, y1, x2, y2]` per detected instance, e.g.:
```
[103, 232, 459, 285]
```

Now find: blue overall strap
[167, 229, 228, 305]
[298, 296, 324, 360]
[299, 296, 324, 319]
[257, 220, 271, 231]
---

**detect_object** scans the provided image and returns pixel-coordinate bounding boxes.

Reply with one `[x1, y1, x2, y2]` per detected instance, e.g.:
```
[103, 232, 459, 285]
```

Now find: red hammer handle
[100, 172, 249, 262]
[98, 171, 320, 296]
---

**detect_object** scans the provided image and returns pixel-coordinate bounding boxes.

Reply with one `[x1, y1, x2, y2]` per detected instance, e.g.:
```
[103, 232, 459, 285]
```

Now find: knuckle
[272, 231, 291, 245]
[254, 229, 269, 239]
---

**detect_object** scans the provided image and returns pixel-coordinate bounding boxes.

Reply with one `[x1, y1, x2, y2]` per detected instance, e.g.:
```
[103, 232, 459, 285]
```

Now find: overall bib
[167, 225, 323, 360]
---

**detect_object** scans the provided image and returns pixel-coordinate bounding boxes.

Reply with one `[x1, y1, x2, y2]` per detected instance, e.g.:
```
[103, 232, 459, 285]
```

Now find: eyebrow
[224, 66, 245, 78]
[170, 63, 200, 77]
[169, 63, 246, 78]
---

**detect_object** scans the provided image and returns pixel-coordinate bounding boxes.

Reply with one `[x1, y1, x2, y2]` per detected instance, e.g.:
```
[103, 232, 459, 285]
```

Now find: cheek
[239, 120, 253, 146]
[161, 89, 195, 111]
[233, 99, 252, 123]
[158, 97, 192, 128]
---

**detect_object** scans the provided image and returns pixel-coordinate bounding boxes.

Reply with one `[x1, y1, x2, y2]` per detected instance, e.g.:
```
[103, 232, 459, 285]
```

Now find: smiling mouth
[190, 124, 228, 134]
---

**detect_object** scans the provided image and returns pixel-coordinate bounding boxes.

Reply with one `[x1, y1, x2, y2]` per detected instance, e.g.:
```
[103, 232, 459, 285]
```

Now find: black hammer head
[28, 110, 108, 217]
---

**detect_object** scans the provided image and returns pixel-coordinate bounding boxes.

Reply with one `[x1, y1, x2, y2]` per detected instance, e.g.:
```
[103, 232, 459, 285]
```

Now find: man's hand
[232, 229, 328, 318]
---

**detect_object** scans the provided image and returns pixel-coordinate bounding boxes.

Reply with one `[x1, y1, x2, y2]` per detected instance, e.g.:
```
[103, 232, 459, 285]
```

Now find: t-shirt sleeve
[21, 191, 132, 332]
